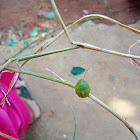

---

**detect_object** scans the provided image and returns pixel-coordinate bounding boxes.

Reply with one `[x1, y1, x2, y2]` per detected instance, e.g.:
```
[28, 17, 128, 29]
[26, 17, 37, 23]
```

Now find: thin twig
[0, 71, 11, 105]
[46, 67, 65, 81]
[1, 67, 139, 139]
[2, 13, 140, 70]
[4, 16, 100, 62]
[1, 66, 75, 88]
[88, 94, 140, 140]
[14, 47, 78, 61]
[0, 59, 14, 71]
[51, 0, 72, 43]
[128, 40, 140, 69]
[21, 36, 60, 67]
[19, 17, 101, 67]
[0, 73, 19, 105]
[71, 105, 76, 140]
[51, 0, 140, 60]
[0, 1, 139, 139]
[0, 47, 78, 71]
[72, 41, 140, 59]
[0, 131, 19, 140]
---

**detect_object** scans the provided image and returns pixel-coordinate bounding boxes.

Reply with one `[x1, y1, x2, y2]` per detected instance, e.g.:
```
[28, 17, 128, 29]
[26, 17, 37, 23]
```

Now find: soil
[0, 0, 140, 41]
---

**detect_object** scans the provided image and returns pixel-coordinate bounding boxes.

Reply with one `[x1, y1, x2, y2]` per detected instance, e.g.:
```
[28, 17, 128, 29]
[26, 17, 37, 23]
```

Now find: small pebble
[63, 134, 67, 139]
[38, 10, 48, 18]
[64, 9, 68, 12]
[7, 50, 11, 53]
[50, 108, 55, 113]
[83, 9, 89, 15]
[53, 23, 57, 27]
[109, 74, 115, 82]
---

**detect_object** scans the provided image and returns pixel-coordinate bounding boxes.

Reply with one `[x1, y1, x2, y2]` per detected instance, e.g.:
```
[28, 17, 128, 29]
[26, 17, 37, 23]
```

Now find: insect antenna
[83, 69, 92, 80]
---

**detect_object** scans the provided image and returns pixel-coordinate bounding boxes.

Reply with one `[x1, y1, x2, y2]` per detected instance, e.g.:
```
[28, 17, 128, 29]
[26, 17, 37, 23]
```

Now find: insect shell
[75, 79, 90, 98]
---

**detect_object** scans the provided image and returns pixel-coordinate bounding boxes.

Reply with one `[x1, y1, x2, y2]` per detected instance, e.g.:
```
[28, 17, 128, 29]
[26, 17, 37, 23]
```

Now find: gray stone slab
[1, 20, 140, 140]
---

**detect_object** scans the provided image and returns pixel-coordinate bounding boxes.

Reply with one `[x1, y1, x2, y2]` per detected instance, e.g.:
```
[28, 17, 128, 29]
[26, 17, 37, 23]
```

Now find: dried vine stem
[0, 71, 11, 105]
[51, 0, 140, 139]
[51, 0, 140, 59]
[1, 66, 139, 139]
[0, 73, 19, 105]
[21, 0, 140, 68]
[0, 131, 19, 140]
[31, 14, 140, 61]
[0, 48, 78, 105]
[1, 6, 140, 70]
[0, 47, 78, 71]
[1, 67, 75, 89]
[0, 59, 14, 72]
[21, 34, 63, 67]
[88, 94, 140, 140]
[72, 41, 140, 59]
[0, 1, 140, 139]
[51, 0, 72, 43]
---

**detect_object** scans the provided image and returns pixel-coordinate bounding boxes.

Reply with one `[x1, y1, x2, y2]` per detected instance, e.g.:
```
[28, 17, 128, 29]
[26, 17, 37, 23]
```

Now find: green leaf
[30, 27, 38, 37]
[9, 39, 19, 46]
[71, 67, 85, 75]
[24, 41, 29, 48]
[47, 12, 55, 19]
[49, 4, 54, 10]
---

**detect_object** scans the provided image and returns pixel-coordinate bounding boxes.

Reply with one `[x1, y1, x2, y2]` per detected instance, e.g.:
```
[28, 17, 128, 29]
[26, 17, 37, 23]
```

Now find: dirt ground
[0, 0, 140, 140]
[0, 0, 140, 41]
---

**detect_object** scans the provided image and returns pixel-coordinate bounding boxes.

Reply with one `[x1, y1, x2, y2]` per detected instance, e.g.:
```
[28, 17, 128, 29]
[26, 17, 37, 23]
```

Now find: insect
[75, 79, 90, 98]
[74, 69, 91, 98]
[45, 67, 91, 98]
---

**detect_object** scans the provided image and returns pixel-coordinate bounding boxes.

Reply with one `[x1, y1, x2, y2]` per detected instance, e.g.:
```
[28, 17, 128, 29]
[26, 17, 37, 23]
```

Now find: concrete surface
[1, 20, 140, 140]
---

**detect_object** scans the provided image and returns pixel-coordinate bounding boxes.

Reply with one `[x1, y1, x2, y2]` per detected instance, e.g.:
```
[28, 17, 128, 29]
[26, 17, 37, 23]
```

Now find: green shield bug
[75, 79, 90, 98]
[74, 69, 91, 98]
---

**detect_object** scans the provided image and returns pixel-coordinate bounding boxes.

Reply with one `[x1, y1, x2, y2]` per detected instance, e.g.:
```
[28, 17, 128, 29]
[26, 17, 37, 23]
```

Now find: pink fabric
[0, 67, 32, 140]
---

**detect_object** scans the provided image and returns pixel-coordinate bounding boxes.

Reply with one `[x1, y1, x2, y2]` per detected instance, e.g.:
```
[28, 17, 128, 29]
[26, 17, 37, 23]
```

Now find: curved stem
[21, 28, 73, 67]
[49, 2, 140, 60]
[4, 16, 98, 63]
[128, 41, 140, 69]
[20, 17, 101, 67]
[70, 14, 140, 35]
[88, 94, 140, 140]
